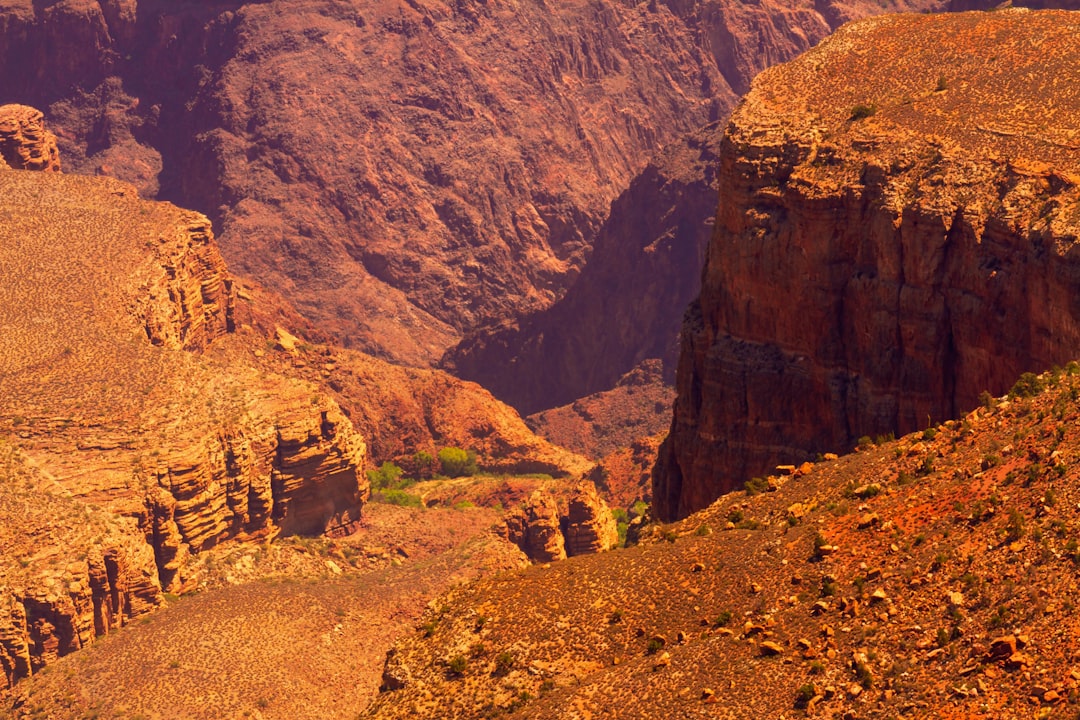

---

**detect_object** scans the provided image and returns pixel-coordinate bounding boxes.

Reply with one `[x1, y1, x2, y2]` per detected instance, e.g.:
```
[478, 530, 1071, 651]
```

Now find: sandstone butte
[0, 0, 960, 369]
[655, 8, 1080, 521]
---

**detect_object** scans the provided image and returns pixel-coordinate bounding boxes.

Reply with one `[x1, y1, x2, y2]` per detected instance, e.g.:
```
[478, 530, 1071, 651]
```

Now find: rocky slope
[364, 362, 1080, 719]
[4, 509, 528, 720]
[656, 9, 1080, 521]
[523, 360, 674, 461]
[251, 340, 591, 478]
[586, 432, 664, 509]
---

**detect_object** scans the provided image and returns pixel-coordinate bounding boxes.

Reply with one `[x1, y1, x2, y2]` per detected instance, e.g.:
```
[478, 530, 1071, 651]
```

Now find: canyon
[654, 9, 1080, 520]
[5, 1, 1080, 719]
[0, 0, 960, 374]
[0, 107, 589, 693]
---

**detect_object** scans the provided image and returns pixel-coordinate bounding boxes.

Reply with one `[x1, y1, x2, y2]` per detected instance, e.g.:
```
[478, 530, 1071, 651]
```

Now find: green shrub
[447, 655, 468, 676]
[438, 447, 478, 478]
[1005, 508, 1025, 541]
[916, 455, 935, 477]
[744, 476, 769, 496]
[374, 489, 423, 508]
[411, 450, 436, 479]
[849, 103, 877, 121]
[795, 683, 816, 708]
[367, 461, 403, 490]
[494, 652, 515, 675]
[1010, 372, 1044, 399]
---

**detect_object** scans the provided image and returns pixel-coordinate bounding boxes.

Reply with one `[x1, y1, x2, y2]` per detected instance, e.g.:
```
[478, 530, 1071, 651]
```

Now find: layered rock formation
[504, 481, 617, 561]
[0, 105, 59, 172]
[564, 482, 619, 556]
[655, 9, 1080, 520]
[138, 214, 234, 352]
[0, 444, 162, 690]
[504, 491, 566, 562]
[0, 161, 368, 621]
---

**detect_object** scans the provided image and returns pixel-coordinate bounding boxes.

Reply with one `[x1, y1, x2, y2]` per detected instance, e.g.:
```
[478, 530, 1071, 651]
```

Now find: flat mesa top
[739, 9, 1080, 172]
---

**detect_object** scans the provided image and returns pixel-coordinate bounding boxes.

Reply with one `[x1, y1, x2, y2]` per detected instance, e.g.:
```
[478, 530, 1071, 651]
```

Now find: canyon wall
[0, 0, 958, 369]
[444, 124, 725, 415]
[0, 0, 731, 365]
[442, 0, 1021, 418]
[655, 9, 1080, 519]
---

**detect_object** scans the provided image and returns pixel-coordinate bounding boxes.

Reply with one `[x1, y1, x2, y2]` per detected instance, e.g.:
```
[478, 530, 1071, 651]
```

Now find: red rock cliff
[655, 9, 1080, 520]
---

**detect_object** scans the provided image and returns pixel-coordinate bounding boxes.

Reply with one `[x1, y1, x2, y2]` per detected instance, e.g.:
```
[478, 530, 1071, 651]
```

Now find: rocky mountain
[361, 361, 1080, 718]
[0, 0, 718, 365]
[655, 9, 1080, 520]
[0, 0, 961, 371]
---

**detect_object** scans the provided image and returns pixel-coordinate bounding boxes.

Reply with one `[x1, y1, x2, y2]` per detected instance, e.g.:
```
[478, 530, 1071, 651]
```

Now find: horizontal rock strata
[656, 9, 1080, 519]
[0, 104, 60, 172]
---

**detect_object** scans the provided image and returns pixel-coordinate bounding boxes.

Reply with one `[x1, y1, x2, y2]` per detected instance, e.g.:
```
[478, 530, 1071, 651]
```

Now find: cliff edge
[656, 9, 1080, 519]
